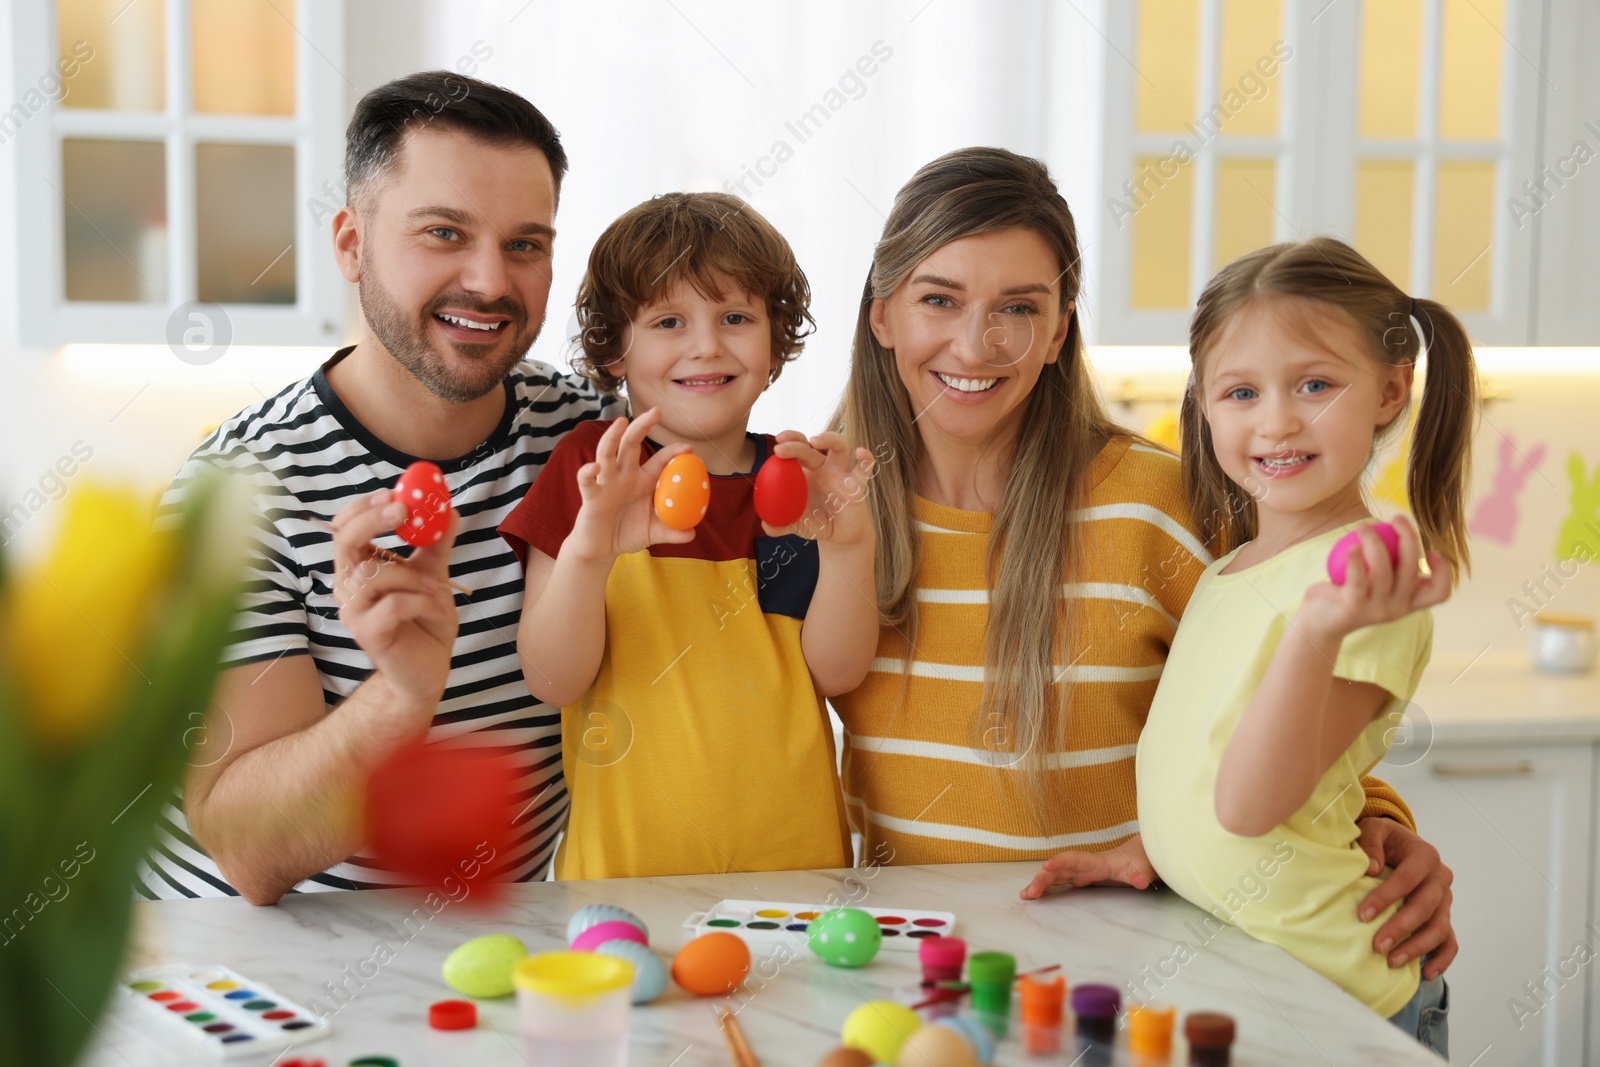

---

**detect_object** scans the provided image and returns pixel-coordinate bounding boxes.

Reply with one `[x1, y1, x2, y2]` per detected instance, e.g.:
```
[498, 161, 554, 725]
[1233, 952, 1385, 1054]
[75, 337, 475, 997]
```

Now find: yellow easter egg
[654, 453, 711, 531]
[842, 1000, 922, 1065]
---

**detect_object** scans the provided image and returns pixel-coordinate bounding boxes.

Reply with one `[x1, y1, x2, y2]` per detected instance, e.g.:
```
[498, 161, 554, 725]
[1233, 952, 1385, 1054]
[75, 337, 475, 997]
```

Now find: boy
[499, 193, 877, 878]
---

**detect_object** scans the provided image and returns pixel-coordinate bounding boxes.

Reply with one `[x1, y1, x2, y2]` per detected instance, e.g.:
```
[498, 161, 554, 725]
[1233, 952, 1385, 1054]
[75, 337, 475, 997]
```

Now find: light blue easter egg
[934, 1016, 996, 1064]
[591, 938, 669, 1004]
[566, 904, 649, 945]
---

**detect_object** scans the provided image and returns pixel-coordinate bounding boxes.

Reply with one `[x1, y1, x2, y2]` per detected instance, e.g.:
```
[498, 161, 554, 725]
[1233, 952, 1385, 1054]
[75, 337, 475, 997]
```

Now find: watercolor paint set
[682, 898, 957, 952]
[118, 963, 330, 1058]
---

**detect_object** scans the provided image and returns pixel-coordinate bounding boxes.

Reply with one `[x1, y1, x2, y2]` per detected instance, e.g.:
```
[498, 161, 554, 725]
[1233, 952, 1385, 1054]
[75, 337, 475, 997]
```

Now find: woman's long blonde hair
[833, 147, 1127, 818]
[1181, 237, 1478, 580]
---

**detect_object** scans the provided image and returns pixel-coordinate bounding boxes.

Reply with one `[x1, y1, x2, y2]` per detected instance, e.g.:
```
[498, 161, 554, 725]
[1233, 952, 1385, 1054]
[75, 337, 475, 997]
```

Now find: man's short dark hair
[344, 71, 568, 209]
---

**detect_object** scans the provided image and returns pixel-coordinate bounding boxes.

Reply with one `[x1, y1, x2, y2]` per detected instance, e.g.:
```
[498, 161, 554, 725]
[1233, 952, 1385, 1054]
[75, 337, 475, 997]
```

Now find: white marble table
[84, 862, 1443, 1066]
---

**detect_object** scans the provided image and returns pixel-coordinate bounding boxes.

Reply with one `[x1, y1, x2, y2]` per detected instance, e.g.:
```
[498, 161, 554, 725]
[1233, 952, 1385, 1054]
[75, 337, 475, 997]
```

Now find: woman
[830, 147, 1456, 979]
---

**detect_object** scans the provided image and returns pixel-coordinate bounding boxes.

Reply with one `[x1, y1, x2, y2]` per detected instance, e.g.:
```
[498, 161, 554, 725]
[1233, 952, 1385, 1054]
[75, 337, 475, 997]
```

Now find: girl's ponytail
[1408, 298, 1477, 581]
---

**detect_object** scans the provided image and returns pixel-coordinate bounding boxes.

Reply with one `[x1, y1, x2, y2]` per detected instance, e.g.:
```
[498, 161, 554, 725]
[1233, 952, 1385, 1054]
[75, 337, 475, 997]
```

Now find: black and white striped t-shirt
[136, 348, 616, 899]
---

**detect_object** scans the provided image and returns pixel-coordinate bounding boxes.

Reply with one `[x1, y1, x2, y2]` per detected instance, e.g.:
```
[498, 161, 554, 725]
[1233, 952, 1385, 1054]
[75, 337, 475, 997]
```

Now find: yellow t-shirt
[1136, 522, 1432, 1018]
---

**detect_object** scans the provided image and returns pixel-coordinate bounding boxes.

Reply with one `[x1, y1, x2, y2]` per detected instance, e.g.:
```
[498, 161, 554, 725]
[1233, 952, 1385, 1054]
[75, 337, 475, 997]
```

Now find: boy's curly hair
[571, 192, 814, 395]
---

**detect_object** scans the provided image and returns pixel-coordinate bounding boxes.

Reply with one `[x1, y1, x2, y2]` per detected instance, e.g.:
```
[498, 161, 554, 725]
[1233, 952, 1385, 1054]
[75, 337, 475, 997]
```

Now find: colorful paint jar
[1019, 973, 1066, 1054]
[966, 951, 1016, 1036]
[1128, 1003, 1176, 1057]
[513, 951, 633, 1067]
[1184, 1011, 1236, 1065]
[1071, 983, 1121, 1046]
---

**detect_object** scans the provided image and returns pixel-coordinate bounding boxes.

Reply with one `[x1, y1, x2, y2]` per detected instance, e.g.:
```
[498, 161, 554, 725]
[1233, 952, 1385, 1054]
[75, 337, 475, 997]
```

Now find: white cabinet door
[1531, 0, 1600, 346]
[1378, 743, 1595, 1067]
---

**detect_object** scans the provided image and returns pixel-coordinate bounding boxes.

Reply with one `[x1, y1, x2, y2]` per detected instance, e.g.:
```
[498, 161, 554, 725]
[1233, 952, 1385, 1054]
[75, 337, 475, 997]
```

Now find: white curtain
[399, 0, 1107, 433]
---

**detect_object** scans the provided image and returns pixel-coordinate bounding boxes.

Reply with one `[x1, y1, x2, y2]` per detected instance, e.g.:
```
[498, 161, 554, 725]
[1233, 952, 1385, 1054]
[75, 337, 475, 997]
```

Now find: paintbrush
[709, 1002, 759, 1067]
[289, 511, 474, 597]
[910, 962, 1063, 1011]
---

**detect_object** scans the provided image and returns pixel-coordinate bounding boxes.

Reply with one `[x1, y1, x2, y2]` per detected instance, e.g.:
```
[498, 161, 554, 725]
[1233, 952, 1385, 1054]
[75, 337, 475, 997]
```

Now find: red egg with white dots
[654, 453, 711, 531]
[754, 454, 809, 527]
[393, 460, 451, 546]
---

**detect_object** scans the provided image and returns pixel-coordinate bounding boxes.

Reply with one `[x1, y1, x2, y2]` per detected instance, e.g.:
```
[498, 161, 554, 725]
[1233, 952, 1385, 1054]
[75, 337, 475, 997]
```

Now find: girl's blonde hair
[832, 147, 1127, 817]
[1180, 237, 1478, 579]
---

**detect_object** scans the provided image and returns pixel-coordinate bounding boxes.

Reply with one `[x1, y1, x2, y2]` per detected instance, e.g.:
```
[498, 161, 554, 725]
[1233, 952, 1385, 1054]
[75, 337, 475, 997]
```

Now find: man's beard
[359, 249, 544, 403]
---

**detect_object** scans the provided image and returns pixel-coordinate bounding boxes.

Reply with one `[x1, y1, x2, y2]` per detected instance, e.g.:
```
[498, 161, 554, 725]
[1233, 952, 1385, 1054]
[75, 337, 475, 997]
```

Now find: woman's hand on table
[1019, 834, 1156, 899]
[1355, 817, 1458, 980]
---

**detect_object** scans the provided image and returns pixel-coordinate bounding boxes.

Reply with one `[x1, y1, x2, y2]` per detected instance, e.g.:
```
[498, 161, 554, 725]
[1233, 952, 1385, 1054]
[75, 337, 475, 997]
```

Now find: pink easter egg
[571, 919, 648, 953]
[1326, 522, 1401, 585]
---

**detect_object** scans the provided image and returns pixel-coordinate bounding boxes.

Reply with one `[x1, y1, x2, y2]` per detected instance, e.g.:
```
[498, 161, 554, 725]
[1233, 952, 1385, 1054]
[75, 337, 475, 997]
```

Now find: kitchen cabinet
[1380, 742, 1596, 1067]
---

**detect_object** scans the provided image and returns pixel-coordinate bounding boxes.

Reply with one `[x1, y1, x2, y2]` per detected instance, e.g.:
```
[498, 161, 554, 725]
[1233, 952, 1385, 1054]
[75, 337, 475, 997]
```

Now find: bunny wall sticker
[1470, 434, 1548, 545]
[1556, 452, 1600, 562]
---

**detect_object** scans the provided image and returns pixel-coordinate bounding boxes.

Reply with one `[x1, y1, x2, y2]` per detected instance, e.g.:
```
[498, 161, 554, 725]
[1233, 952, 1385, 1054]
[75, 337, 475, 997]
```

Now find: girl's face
[1199, 299, 1412, 525]
[869, 227, 1073, 451]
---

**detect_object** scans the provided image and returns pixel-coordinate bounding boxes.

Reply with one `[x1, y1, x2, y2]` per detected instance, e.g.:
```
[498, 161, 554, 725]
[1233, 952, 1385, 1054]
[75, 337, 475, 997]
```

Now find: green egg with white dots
[807, 907, 882, 968]
[442, 933, 529, 997]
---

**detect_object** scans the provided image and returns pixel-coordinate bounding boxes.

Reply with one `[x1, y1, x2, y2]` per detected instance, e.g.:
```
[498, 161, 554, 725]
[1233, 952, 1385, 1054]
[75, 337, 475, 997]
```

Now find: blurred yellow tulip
[6, 486, 174, 747]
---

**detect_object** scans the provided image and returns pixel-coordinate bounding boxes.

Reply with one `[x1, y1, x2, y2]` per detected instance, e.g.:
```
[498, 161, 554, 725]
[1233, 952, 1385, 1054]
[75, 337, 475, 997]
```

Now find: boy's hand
[565, 409, 696, 564]
[1297, 515, 1452, 643]
[1019, 835, 1156, 899]
[762, 430, 876, 547]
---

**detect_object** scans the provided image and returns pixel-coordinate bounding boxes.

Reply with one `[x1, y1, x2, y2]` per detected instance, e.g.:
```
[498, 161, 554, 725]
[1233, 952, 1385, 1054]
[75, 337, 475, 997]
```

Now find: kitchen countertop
[1411, 649, 1600, 745]
[82, 862, 1443, 1066]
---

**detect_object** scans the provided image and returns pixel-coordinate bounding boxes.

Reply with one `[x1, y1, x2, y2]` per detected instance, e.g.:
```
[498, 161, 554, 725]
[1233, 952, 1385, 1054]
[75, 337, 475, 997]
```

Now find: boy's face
[1199, 299, 1411, 522]
[614, 279, 778, 447]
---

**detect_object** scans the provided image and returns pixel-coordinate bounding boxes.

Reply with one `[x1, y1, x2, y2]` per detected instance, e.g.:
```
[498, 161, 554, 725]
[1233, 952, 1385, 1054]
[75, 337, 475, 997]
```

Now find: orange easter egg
[654, 453, 711, 531]
[670, 931, 750, 996]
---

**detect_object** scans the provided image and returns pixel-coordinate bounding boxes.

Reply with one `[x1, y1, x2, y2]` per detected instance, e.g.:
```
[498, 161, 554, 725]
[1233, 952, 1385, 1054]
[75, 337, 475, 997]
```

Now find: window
[11, 0, 345, 348]
[1097, 0, 1543, 345]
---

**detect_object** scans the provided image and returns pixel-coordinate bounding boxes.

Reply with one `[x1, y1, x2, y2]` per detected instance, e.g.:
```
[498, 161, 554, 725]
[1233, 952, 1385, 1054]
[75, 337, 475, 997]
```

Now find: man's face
[353, 126, 557, 402]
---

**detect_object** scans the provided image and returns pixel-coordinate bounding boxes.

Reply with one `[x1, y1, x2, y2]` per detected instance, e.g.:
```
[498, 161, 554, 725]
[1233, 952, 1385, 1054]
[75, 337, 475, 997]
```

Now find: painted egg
[442, 934, 528, 998]
[567, 904, 649, 945]
[932, 1017, 996, 1064]
[571, 920, 648, 953]
[897, 1024, 980, 1067]
[1326, 521, 1401, 585]
[591, 939, 669, 1004]
[654, 452, 711, 531]
[670, 931, 750, 996]
[817, 1049, 875, 1067]
[807, 907, 882, 968]
[393, 460, 451, 546]
[753, 454, 808, 527]
[842, 1000, 921, 1065]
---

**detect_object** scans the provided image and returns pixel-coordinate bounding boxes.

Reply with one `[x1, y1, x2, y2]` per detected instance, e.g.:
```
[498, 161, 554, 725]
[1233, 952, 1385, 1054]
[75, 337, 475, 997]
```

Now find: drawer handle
[1431, 760, 1535, 779]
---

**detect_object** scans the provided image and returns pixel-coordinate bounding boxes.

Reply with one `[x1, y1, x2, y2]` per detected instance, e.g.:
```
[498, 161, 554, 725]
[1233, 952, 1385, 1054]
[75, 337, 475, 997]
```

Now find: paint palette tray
[118, 963, 330, 1059]
[683, 899, 957, 952]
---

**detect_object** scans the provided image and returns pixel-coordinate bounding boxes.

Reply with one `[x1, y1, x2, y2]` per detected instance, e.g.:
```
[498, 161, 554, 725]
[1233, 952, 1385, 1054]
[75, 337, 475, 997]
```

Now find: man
[139, 71, 615, 902]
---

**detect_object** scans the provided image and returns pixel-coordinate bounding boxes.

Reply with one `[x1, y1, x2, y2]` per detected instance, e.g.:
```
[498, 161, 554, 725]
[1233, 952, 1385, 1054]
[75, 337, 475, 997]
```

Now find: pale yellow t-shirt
[1137, 522, 1432, 1018]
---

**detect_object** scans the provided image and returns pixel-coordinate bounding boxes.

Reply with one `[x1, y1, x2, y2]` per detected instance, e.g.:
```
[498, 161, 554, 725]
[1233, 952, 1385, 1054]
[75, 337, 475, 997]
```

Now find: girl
[1136, 237, 1476, 1057]
[834, 149, 1457, 985]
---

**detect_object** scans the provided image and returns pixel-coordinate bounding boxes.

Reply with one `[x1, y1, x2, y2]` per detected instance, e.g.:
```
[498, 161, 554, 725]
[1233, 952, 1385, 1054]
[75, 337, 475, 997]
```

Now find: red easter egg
[394, 460, 451, 546]
[365, 742, 516, 904]
[754, 454, 808, 527]
[655, 453, 711, 531]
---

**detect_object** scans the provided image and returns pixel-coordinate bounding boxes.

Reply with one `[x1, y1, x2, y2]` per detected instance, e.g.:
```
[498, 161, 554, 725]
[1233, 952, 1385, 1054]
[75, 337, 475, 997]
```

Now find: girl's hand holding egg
[760, 431, 876, 546]
[568, 409, 698, 564]
[1302, 514, 1452, 641]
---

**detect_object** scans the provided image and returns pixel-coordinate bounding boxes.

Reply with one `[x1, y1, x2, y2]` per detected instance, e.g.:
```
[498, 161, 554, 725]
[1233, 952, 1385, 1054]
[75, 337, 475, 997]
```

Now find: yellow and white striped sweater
[832, 435, 1414, 865]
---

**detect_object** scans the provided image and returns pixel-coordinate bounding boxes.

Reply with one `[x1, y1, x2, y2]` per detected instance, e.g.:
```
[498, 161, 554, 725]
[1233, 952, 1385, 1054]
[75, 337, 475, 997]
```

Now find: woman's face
[869, 227, 1072, 451]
